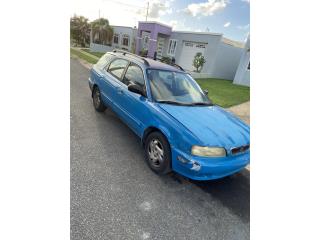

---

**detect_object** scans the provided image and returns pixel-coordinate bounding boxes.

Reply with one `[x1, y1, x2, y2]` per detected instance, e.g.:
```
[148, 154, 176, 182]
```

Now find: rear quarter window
[95, 53, 113, 69]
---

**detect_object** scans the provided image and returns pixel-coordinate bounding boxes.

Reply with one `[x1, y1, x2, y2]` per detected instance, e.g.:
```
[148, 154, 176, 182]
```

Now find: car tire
[145, 131, 172, 175]
[92, 86, 106, 112]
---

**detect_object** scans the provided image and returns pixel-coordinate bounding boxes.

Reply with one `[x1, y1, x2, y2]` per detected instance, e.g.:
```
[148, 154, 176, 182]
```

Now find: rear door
[102, 58, 129, 113]
[119, 63, 150, 136]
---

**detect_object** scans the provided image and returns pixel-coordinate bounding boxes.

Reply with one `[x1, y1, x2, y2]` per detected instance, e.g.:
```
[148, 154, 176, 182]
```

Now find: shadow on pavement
[190, 169, 250, 223]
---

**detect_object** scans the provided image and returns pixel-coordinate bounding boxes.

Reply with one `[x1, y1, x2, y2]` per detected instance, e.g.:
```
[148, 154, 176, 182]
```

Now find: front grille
[231, 144, 250, 155]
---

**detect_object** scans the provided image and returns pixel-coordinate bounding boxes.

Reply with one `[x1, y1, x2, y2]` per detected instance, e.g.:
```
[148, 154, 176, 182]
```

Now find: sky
[71, 0, 250, 42]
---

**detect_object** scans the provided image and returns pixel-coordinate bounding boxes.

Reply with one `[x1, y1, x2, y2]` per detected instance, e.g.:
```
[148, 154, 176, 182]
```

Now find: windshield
[147, 69, 212, 106]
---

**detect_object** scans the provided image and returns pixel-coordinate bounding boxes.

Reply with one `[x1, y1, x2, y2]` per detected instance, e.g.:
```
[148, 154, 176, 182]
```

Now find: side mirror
[204, 89, 209, 95]
[128, 83, 146, 97]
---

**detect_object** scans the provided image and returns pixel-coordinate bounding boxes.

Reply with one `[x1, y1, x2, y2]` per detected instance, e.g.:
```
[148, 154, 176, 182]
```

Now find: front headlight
[191, 146, 226, 157]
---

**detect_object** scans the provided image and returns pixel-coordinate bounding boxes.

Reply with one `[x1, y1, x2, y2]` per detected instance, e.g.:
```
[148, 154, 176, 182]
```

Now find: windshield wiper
[156, 100, 190, 106]
[190, 102, 213, 106]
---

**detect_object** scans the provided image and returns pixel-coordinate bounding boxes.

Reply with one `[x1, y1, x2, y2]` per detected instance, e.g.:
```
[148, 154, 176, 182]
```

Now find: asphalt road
[70, 58, 250, 240]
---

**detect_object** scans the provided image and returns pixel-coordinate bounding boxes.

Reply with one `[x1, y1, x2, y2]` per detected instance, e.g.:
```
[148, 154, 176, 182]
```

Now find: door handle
[116, 87, 124, 94]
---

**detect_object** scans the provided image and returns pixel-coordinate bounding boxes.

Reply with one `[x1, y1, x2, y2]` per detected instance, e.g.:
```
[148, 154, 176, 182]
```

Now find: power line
[146, 2, 149, 21]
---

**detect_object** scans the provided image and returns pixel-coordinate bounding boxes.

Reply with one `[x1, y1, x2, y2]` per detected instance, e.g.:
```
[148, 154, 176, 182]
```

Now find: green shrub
[160, 56, 172, 64]
[193, 52, 206, 73]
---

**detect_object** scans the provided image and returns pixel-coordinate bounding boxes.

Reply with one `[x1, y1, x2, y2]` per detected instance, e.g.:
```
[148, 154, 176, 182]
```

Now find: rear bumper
[171, 147, 250, 180]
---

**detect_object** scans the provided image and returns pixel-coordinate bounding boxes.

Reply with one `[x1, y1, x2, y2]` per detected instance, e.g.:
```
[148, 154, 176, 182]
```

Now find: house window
[167, 39, 178, 56]
[247, 61, 250, 70]
[122, 34, 129, 46]
[113, 34, 119, 44]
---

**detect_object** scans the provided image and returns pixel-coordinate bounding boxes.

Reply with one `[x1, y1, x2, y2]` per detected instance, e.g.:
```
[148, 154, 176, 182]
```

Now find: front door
[120, 63, 149, 137]
[156, 37, 165, 60]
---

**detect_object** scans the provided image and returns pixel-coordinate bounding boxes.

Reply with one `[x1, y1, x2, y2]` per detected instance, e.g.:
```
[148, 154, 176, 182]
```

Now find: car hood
[158, 104, 250, 148]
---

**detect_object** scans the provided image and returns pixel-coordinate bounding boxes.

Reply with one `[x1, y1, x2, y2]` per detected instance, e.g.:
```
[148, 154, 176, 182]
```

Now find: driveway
[70, 58, 250, 240]
[227, 101, 250, 125]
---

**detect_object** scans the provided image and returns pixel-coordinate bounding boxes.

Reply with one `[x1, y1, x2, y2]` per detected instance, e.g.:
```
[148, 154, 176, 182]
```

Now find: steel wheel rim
[94, 89, 100, 107]
[148, 139, 164, 167]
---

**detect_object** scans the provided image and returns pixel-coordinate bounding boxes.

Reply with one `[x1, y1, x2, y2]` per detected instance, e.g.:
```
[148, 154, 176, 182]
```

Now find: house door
[156, 37, 165, 60]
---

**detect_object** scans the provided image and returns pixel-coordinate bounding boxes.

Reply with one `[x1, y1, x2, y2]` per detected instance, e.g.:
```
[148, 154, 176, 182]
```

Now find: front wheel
[145, 132, 172, 175]
[92, 87, 106, 112]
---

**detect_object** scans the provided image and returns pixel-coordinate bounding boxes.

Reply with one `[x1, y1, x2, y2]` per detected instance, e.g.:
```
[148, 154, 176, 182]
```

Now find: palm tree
[70, 15, 90, 47]
[91, 18, 114, 46]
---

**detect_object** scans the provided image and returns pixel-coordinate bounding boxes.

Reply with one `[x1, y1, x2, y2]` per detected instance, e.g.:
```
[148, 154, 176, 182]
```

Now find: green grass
[81, 49, 105, 58]
[196, 78, 250, 108]
[70, 48, 98, 64]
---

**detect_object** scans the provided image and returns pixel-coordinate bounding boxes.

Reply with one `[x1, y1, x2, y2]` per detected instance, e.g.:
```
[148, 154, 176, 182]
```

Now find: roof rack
[159, 58, 185, 71]
[171, 63, 184, 71]
[113, 49, 149, 66]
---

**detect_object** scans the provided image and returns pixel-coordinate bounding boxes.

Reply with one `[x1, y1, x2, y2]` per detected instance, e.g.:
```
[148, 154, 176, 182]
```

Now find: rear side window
[107, 59, 129, 80]
[95, 53, 113, 69]
[123, 64, 145, 87]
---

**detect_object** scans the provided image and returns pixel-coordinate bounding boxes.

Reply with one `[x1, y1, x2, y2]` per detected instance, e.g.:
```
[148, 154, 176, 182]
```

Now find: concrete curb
[71, 47, 100, 60]
[71, 54, 93, 70]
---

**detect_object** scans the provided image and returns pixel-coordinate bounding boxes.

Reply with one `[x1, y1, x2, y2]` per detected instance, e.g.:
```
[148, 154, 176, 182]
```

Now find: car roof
[110, 51, 185, 73]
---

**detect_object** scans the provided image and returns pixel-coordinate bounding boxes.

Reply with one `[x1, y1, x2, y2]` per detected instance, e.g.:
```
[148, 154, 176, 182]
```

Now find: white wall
[90, 43, 113, 53]
[169, 32, 222, 76]
[211, 42, 243, 80]
[233, 36, 250, 86]
[167, 32, 243, 80]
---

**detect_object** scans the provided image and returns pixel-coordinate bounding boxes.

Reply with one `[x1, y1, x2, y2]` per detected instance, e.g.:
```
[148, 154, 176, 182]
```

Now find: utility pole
[99, 9, 100, 19]
[146, 2, 149, 21]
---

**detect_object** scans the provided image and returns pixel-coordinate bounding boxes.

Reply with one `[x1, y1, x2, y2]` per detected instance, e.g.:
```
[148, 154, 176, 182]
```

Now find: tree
[70, 15, 90, 47]
[91, 18, 114, 46]
[193, 52, 206, 73]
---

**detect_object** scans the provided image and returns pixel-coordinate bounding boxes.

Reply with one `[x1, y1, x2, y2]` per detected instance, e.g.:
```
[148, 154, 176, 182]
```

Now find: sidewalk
[227, 101, 250, 125]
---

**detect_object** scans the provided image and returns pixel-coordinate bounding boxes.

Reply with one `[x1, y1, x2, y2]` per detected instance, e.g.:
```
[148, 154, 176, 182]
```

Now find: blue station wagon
[89, 50, 250, 181]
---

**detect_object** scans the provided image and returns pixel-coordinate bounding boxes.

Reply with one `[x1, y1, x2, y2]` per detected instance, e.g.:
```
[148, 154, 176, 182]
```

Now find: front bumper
[171, 147, 250, 181]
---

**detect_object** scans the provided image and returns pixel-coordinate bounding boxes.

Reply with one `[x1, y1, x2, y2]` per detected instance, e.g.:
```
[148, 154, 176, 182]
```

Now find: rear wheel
[92, 86, 106, 112]
[145, 132, 172, 175]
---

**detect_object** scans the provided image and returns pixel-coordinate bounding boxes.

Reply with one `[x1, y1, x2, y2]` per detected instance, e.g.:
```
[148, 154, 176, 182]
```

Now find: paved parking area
[70, 58, 250, 240]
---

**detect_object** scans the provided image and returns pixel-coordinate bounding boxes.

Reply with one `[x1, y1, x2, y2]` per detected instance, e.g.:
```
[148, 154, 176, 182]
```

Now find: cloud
[242, 0, 250, 3]
[224, 21, 231, 27]
[137, 0, 174, 19]
[237, 24, 250, 30]
[183, 0, 228, 17]
[169, 20, 178, 29]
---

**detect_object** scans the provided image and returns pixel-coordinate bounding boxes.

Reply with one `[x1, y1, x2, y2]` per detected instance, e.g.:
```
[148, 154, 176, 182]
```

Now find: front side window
[167, 39, 177, 56]
[107, 59, 128, 79]
[123, 64, 144, 87]
[147, 69, 211, 105]
[113, 34, 119, 44]
[122, 35, 129, 46]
